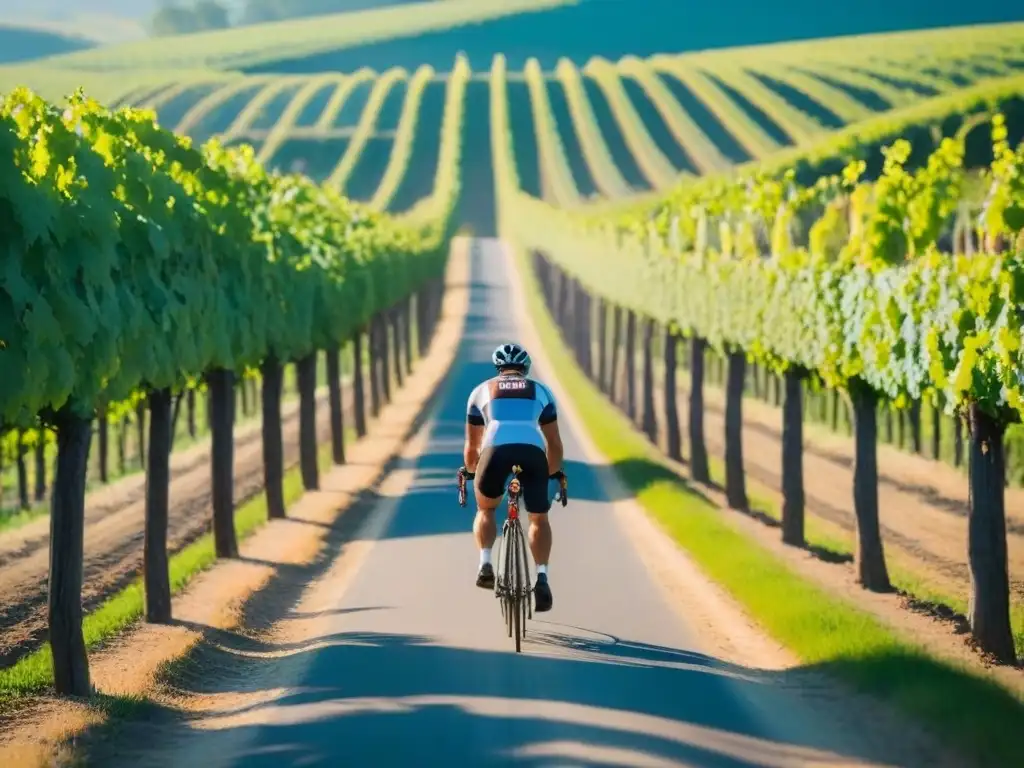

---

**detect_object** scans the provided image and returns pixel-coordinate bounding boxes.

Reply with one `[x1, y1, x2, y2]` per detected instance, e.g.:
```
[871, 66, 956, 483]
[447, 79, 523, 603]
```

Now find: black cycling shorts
[475, 443, 551, 514]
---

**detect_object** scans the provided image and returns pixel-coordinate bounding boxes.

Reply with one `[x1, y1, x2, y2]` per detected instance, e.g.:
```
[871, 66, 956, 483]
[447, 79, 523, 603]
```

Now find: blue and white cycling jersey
[466, 373, 558, 451]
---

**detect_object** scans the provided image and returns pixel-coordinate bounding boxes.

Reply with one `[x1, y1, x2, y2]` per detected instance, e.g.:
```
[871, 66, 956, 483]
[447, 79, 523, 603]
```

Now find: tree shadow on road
[77, 624, 927, 768]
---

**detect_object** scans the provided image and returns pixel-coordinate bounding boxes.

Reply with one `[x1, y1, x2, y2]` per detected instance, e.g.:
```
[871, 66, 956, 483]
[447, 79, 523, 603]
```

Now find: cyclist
[462, 343, 563, 612]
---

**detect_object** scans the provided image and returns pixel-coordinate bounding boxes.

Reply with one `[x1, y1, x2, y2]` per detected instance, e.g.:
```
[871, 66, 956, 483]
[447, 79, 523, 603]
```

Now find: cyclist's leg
[473, 444, 509, 588]
[521, 445, 554, 611]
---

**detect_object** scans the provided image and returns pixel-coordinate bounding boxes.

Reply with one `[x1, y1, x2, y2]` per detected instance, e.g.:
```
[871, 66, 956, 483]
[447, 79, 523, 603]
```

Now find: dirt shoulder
[0, 239, 471, 768]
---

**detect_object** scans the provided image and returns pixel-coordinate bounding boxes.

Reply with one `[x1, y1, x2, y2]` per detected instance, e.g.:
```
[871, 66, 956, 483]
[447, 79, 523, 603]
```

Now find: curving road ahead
[181, 240, 928, 767]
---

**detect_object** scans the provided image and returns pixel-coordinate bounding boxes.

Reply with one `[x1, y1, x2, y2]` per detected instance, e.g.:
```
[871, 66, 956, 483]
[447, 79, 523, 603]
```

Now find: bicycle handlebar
[457, 466, 567, 508]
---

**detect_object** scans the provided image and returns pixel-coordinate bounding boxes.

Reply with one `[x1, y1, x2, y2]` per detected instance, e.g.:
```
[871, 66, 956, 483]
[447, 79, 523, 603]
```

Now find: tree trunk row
[45, 280, 443, 697]
[532, 250, 1016, 666]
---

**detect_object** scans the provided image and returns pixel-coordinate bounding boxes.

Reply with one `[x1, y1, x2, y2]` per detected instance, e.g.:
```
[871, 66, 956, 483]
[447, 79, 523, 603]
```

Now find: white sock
[479, 549, 492, 567]
[536, 564, 547, 576]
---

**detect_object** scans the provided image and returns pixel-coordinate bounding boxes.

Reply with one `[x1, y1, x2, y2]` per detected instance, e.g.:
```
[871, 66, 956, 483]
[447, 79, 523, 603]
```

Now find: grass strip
[516, 248, 1024, 766]
[0, 435, 345, 701]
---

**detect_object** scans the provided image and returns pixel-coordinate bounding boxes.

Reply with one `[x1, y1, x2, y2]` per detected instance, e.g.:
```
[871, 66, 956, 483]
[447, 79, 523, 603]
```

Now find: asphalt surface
[210, 240, 877, 767]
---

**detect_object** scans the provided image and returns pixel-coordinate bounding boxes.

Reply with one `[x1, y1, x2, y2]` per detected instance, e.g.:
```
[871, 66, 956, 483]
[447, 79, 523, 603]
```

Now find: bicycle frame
[457, 464, 567, 653]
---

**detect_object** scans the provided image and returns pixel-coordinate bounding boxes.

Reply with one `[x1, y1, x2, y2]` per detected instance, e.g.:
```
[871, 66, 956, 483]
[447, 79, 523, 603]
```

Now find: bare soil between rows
[0, 386, 351, 668]
[648, 369, 1024, 606]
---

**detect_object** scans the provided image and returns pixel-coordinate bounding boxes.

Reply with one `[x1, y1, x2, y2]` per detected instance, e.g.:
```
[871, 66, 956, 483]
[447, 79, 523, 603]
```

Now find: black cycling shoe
[476, 562, 495, 589]
[533, 573, 553, 612]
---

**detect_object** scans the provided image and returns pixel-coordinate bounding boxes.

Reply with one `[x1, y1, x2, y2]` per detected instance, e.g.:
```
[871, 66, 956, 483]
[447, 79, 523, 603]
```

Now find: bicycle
[458, 464, 568, 653]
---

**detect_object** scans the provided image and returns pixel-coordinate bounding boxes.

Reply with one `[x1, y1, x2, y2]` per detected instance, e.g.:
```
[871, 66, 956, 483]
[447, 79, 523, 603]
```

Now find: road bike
[458, 465, 568, 653]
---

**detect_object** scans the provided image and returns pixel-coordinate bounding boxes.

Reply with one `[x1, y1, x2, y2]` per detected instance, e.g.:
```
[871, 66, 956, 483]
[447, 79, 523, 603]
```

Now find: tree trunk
[48, 410, 92, 696]
[609, 305, 623, 405]
[117, 417, 127, 476]
[403, 296, 414, 374]
[97, 414, 109, 484]
[144, 388, 173, 624]
[909, 400, 922, 454]
[884, 406, 894, 444]
[135, 400, 146, 467]
[34, 433, 46, 502]
[392, 308, 404, 389]
[16, 430, 29, 510]
[850, 383, 891, 591]
[240, 377, 250, 418]
[725, 350, 748, 510]
[326, 348, 346, 465]
[208, 368, 238, 559]
[353, 332, 368, 438]
[296, 353, 320, 491]
[597, 298, 608, 394]
[931, 401, 942, 461]
[782, 369, 806, 547]
[261, 356, 286, 520]
[641, 318, 657, 442]
[954, 414, 964, 467]
[897, 408, 906, 449]
[380, 312, 393, 405]
[187, 389, 197, 439]
[966, 405, 1016, 664]
[369, 317, 382, 418]
[624, 310, 637, 422]
[689, 337, 710, 484]
[663, 327, 682, 462]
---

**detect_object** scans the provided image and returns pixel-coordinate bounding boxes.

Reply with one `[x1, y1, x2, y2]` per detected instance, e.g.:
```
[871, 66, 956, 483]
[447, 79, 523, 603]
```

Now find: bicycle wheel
[501, 519, 515, 638]
[517, 518, 533, 626]
[512, 522, 523, 653]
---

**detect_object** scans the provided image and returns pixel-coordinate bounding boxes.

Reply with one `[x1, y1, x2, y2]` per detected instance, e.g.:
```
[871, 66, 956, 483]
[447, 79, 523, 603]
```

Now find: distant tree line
[150, 0, 409, 36]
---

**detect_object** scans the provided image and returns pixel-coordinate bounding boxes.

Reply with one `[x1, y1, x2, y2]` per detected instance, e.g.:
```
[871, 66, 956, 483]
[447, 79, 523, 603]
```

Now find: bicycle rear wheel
[511, 521, 523, 653]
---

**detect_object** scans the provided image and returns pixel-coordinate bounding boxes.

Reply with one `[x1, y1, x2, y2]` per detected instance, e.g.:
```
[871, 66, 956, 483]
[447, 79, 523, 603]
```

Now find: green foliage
[507, 119, 1024, 424]
[0, 86, 452, 432]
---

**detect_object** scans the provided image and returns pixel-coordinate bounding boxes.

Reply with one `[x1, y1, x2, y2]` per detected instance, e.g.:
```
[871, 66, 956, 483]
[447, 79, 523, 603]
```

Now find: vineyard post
[135, 400, 146, 467]
[353, 330, 368, 438]
[117, 416, 127, 476]
[326, 348, 346, 465]
[16, 431, 28, 509]
[296, 353, 320, 492]
[641, 317, 657, 443]
[624, 310, 637, 423]
[380, 310, 393, 405]
[782, 368, 807, 547]
[416, 289, 428, 357]
[966, 405, 1017, 663]
[689, 337, 710, 484]
[609, 305, 622, 405]
[369, 316, 382, 419]
[97, 413, 109, 483]
[34, 434, 46, 502]
[725, 349, 748, 510]
[391, 306, 404, 389]
[850, 381, 891, 592]
[582, 288, 594, 376]
[187, 390, 196, 439]
[597, 297, 608, 394]
[48, 408, 92, 696]
[663, 326, 682, 462]
[931, 399, 942, 460]
[208, 368, 238, 559]
[144, 387, 173, 624]
[261, 356, 286, 519]
[909, 400, 923, 454]
[403, 295, 413, 375]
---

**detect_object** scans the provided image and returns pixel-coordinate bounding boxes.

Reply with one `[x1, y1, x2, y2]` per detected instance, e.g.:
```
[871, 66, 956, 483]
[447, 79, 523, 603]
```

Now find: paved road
[206, 240, 891, 767]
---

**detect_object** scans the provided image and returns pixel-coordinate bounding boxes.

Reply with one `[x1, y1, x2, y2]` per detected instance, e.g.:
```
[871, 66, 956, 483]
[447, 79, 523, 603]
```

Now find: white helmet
[492, 343, 531, 375]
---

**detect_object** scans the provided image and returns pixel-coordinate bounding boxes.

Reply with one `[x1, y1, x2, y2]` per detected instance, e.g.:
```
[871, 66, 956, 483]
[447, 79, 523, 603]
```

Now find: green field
[3, 21, 1019, 219]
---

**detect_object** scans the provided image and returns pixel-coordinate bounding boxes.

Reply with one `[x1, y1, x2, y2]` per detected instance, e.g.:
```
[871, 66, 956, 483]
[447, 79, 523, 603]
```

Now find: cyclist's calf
[527, 513, 551, 569]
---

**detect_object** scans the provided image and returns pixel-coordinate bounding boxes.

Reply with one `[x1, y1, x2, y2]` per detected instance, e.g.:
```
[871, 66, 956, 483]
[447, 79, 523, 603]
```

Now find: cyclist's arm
[538, 391, 563, 474]
[465, 390, 485, 473]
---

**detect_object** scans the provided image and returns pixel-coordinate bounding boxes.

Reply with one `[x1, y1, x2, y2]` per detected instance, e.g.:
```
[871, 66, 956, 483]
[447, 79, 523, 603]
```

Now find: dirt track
[0, 386, 351, 667]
